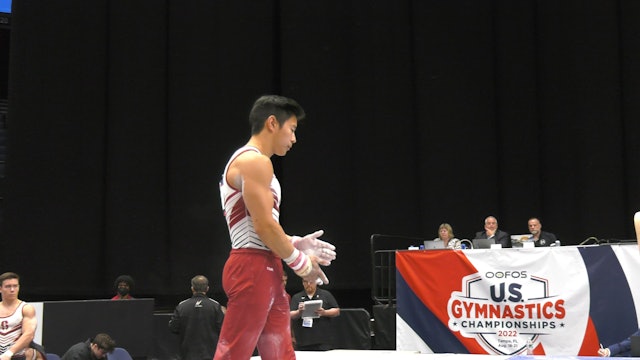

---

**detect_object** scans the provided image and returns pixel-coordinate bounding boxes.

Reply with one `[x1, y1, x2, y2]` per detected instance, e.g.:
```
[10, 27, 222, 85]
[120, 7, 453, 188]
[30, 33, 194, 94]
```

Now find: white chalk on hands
[292, 230, 337, 266]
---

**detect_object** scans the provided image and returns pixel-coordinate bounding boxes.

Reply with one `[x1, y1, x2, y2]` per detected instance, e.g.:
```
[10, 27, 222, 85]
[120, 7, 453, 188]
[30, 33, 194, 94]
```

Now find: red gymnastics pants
[214, 248, 296, 360]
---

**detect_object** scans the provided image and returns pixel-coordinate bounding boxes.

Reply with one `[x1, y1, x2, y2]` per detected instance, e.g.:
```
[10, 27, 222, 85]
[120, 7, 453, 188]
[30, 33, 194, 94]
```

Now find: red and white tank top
[0, 301, 27, 356]
[219, 146, 281, 250]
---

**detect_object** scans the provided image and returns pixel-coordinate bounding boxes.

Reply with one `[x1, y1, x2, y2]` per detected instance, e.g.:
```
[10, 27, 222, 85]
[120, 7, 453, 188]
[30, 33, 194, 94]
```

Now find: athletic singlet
[219, 146, 281, 250]
[0, 301, 27, 356]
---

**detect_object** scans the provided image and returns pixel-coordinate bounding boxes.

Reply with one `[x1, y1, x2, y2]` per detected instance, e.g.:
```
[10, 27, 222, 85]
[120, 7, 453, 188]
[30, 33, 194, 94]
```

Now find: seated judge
[434, 223, 461, 249]
[526, 217, 558, 247]
[475, 216, 511, 248]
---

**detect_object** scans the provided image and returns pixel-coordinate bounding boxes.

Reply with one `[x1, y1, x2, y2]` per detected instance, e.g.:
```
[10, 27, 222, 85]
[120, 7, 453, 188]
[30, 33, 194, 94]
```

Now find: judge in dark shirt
[527, 217, 558, 247]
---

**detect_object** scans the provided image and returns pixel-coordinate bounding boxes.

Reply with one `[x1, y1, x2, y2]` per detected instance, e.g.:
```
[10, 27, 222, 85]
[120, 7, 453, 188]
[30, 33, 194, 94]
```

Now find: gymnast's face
[271, 116, 298, 157]
[0, 279, 19, 300]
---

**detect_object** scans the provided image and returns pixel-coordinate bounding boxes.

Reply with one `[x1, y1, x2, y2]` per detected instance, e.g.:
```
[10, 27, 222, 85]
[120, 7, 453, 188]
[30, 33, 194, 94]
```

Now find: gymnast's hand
[305, 255, 330, 285]
[291, 230, 337, 266]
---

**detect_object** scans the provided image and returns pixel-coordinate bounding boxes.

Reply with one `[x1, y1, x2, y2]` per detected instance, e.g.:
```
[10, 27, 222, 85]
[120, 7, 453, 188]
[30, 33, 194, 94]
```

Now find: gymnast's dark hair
[249, 95, 305, 135]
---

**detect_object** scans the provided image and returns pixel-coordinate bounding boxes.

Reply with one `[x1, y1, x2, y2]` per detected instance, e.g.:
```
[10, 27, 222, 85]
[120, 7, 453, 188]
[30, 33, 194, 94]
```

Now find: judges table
[396, 244, 640, 356]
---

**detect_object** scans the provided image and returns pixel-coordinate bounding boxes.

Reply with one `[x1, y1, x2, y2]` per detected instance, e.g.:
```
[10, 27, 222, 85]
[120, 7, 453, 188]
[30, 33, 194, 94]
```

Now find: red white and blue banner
[396, 244, 640, 356]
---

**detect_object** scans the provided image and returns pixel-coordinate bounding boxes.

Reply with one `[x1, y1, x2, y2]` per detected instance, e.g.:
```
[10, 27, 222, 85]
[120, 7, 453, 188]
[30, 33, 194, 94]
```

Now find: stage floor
[251, 351, 499, 359]
[251, 351, 622, 360]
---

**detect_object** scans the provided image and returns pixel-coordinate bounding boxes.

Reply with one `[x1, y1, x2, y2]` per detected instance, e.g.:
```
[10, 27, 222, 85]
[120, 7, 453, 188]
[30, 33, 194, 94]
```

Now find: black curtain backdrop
[1, 0, 639, 309]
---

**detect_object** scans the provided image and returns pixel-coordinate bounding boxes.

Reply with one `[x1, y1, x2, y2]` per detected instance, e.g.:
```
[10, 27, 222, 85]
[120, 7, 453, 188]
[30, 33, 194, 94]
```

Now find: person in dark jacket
[169, 275, 225, 360]
[475, 216, 512, 248]
[61, 333, 116, 360]
[598, 328, 640, 357]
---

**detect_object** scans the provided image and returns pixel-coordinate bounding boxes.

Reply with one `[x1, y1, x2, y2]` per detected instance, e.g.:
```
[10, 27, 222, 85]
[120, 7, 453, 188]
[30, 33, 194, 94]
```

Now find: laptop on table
[472, 238, 497, 249]
[423, 240, 446, 250]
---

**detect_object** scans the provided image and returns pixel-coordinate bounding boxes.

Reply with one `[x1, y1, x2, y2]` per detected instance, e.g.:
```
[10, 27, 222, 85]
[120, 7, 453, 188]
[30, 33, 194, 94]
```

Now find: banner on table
[396, 245, 640, 356]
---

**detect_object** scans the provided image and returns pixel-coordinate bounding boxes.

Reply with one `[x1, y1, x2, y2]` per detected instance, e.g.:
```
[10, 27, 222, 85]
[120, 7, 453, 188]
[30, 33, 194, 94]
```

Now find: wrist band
[284, 248, 300, 264]
[295, 259, 313, 277]
[4, 350, 14, 358]
[285, 249, 312, 277]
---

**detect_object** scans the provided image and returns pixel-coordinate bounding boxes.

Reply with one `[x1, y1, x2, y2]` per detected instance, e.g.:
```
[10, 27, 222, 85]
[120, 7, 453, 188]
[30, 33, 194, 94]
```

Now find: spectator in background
[475, 216, 511, 248]
[61, 333, 116, 360]
[290, 279, 340, 351]
[527, 217, 558, 247]
[169, 275, 225, 360]
[433, 223, 461, 249]
[0, 272, 37, 360]
[111, 275, 134, 300]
